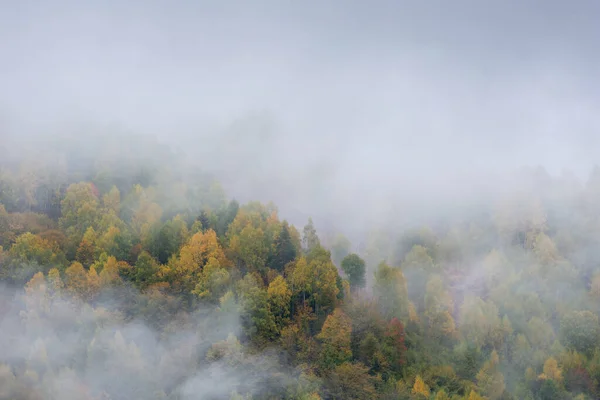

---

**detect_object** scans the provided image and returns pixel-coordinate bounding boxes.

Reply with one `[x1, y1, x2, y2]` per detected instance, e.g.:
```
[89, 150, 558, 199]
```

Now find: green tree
[146, 216, 189, 264]
[341, 253, 366, 291]
[193, 256, 230, 302]
[373, 261, 409, 320]
[238, 274, 278, 342]
[130, 250, 160, 289]
[59, 182, 100, 247]
[560, 311, 600, 356]
[271, 221, 297, 272]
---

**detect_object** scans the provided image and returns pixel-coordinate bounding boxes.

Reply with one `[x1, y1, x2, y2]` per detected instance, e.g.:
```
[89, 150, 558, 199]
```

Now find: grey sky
[1, 1, 600, 232]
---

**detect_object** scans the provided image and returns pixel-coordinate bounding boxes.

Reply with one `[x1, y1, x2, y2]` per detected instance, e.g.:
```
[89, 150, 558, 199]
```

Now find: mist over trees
[1, 133, 600, 399]
[2, 2, 600, 399]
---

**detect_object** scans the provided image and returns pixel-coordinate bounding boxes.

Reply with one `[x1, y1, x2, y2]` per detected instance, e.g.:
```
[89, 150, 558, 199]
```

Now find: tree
[459, 295, 502, 349]
[146, 216, 189, 264]
[238, 274, 277, 342]
[86, 265, 100, 301]
[560, 311, 600, 356]
[102, 186, 121, 215]
[24, 271, 48, 313]
[467, 391, 485, 400]
[216, 199, 239, 238]
[382, 317, 407, 373]
[412, 375, 430, 398]
[99, 256, 121, 287]
[476, 350, 505, 400]
[271, 221, 297, 272]
[341, 253, 366, 291]
[9, 232, 62, 268]
[317, 308, 352, 370]
[290, 256, 339, 315]
[229, 225, 269, 275]
[75, 227, 97, 267]
[59, 182, 100, 249]
[539, 357, 563, 383]
[164, 229, 229, 295]
[425, 274, 456, 339]
[130, 250, 159, 289]
[373, 261, 409, 320]
[324, 362, 378, 400]
[193, 256, 230, 302]
[47, 267, 63, 297]
[267, 275, 292, 332]
[64, 262, 89, 300]
[302, 218, 320, 252]
[0, 204, 12, 249]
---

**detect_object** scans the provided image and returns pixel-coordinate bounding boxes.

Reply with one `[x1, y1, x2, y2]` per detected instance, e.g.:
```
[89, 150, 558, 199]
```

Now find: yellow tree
[87, 266, 100, 301]
[290, 256, 339, 315]
[164, 229, 229, 295]
[64, 262, 89, 300]
[9, 232, 61, 267]
[533, 232, 560, 265]
[434, 389, 450, 400]
[75, 227, 97, 267]
[267, 275, 292, 332]
[412, 375, 430, 398]
[96, 225, 121, 256]
[317, 308, 352, 369]
[538, 357, 563, 383]
[467, 390, 485, 400]
[99, 256, 121, 287]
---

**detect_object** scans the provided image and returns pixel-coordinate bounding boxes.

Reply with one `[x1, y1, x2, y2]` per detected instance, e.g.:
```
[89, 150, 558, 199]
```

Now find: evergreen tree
[271, 221, 297, 272]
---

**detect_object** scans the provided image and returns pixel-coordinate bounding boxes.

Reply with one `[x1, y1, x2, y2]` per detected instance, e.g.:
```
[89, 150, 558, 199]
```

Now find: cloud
[0, 281, 293, 400]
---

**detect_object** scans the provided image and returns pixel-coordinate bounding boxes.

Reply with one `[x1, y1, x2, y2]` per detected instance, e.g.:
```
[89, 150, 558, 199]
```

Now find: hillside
[2, 135, 600, 400]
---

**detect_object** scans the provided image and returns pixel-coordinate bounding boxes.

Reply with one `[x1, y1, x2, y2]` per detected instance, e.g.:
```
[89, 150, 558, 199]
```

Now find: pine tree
[271, 221, 297, 272]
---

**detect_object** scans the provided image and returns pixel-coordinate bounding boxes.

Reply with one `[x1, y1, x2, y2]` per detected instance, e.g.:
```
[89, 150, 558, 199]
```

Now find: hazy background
[2, 0, 600, 237]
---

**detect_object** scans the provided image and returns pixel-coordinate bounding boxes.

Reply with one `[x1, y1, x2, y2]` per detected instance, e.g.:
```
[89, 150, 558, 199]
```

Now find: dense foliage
[2, 135, 600, 399]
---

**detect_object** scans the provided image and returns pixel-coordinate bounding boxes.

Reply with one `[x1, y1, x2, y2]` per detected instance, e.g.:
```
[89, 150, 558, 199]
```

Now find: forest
[2, 132, 600, 400]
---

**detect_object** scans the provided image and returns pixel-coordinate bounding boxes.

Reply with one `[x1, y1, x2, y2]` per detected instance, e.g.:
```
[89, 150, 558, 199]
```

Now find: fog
[0, 282, 301, 399]
[3, 3, 600, 398]
[2, 1, 600, 235]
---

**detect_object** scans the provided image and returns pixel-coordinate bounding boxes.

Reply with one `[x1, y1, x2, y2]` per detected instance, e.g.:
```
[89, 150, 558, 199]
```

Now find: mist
[2, 0, 600, 236]
[2, 1, 600, 399]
